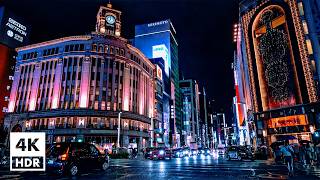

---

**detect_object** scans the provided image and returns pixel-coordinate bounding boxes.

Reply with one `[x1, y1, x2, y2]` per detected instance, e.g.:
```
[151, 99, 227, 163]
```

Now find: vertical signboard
[0, 6, 31, 48]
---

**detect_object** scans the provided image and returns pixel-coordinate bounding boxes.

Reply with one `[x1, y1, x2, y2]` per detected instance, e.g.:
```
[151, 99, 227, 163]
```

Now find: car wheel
[227, 155, 230, 161]
[69, 164, 78, 176]
[237, 155, 242, 161]
[102, 161, 109, 170]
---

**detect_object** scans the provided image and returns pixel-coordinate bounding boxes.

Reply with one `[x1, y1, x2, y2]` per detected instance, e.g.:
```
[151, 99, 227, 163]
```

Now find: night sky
[3, 0, 238, 122]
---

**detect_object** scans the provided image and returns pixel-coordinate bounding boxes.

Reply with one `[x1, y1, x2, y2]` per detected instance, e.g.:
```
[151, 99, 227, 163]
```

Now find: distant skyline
[2, 0, 238, 121]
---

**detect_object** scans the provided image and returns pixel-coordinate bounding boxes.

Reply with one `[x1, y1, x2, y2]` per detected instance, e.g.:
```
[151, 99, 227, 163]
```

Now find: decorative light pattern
[258, 10, 290, 102]
[241, 0, 318, 113]
[241, 0, 269, 112]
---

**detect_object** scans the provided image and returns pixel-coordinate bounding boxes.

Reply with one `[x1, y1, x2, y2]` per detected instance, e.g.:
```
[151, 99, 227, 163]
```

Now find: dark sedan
[225, 146, 254, 161]
[46, 142, 109, 176]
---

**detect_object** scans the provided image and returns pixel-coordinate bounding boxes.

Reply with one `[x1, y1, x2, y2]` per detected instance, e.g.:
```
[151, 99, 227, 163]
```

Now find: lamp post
[117, 112, 122, 151]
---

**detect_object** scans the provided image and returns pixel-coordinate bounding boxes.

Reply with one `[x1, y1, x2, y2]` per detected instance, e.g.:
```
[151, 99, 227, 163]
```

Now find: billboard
[153, 44, 169, 76]
[0, 6, 31, 48]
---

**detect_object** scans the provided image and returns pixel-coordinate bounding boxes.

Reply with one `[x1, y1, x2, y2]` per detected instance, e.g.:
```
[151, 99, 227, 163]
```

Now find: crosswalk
[0, 158, 319, 179]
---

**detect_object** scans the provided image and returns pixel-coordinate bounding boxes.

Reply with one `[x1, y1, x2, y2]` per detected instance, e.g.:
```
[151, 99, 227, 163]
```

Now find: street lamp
[117, 111, 122, 150]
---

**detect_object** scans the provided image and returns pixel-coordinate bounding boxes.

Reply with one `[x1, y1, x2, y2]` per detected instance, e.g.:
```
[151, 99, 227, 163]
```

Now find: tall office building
[198, 87, 209, 147]
[179, 79, 200, 146]
[135, 20, 182, 147]
[239, 0, 320, 146]
[5, 3, 155, 150]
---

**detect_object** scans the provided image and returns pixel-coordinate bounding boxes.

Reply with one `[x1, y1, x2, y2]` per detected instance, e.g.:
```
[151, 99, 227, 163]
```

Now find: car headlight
[159, 150, 164, 155]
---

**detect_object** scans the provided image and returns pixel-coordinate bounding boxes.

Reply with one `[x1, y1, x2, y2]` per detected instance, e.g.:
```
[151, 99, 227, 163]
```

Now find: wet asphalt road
[1, 155, 320, 180]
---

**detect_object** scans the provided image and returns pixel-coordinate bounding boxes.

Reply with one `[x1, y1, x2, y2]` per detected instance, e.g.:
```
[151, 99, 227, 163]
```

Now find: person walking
[305, 143, 312, 168]
[316, 144, 320, 166]
[299, 144, 305, 165]
[280, 140, 295, 176]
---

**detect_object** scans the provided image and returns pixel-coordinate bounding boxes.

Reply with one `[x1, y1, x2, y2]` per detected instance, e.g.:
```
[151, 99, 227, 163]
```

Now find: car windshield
[47, 144, 69, 157]
[228, 147, 238, 151]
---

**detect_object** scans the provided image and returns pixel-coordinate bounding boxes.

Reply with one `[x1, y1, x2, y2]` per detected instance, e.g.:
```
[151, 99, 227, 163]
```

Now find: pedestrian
[273, 146, 282, 164]
[280, 140, 294, 176]
[316, 144, 320, 166]
[305, 143, 312, 168]
[299, 144, 306, 166]
[310, 143, 316, 166]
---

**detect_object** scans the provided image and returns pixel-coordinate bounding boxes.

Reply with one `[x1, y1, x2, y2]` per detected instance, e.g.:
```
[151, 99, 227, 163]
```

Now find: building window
[306, 39, 313, 54]
[302, 21, 309, 34]
[65, 45, 70, 52]
[298, 2, 305, 16]
[92, 44, 97, 52]
[98, 45, 103, 53]
[80, 44, 85, 51]
[9, 76, 14, 81]
[104, 45, 109, 53]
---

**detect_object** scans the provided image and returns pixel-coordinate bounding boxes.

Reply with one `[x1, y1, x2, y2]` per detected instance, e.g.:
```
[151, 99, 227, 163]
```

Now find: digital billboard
[153, 44, 169, 76]
[0, 6, 31, 48]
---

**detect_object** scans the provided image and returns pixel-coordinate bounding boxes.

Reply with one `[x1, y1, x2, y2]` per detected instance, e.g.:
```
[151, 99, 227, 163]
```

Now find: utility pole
[117, 111, 122, 151]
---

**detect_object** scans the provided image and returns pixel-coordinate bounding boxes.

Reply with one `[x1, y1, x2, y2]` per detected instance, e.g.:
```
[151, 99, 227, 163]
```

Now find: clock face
[106, 15, 115, 24]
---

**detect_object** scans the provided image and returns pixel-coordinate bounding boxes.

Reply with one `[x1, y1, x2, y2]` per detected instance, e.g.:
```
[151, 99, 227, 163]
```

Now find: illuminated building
[135, 19, 182, 147]
[4, 3, 155, 150]
[240, 0, 320, 145]
[0, 6, 30, 126]
[198, 87, 209, 147]
[179, 79, 200, 146]
[149, 57, 166, 146]
[233, 23, 254, 146]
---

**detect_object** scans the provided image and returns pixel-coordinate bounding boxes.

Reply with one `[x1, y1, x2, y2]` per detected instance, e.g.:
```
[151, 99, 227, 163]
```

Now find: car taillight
[58, 153, 68, 161]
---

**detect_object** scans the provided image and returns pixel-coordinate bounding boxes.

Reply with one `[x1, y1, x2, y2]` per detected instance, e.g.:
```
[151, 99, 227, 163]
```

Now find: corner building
[240, 0, 320, 145]
[4, 3, 155, 150]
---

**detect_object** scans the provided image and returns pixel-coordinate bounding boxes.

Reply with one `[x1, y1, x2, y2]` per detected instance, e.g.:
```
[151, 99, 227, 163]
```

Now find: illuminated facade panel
[240, 0, 319, 145]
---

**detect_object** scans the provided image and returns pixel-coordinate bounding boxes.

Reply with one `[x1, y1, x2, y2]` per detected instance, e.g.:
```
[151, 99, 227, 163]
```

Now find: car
[217, 147, 225, 157]
[182, 147, 191, 157]
[197, 147, 210, 156]
[46, 142, 109, 176]
[225, 146, 254, 161]
[172, 148, 184, 158]
[203, 148, 211, 156]
[190, 149, 198, 156]
[144, 147, 156, 159]
[150, 148, 172, 160]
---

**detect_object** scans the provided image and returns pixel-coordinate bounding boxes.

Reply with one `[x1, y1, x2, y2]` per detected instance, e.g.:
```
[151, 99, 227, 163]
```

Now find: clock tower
[95, 3, 121, 37]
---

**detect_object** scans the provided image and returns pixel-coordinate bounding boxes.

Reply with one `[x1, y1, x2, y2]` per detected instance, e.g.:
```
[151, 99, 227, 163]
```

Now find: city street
[1, 156, 320, 179]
